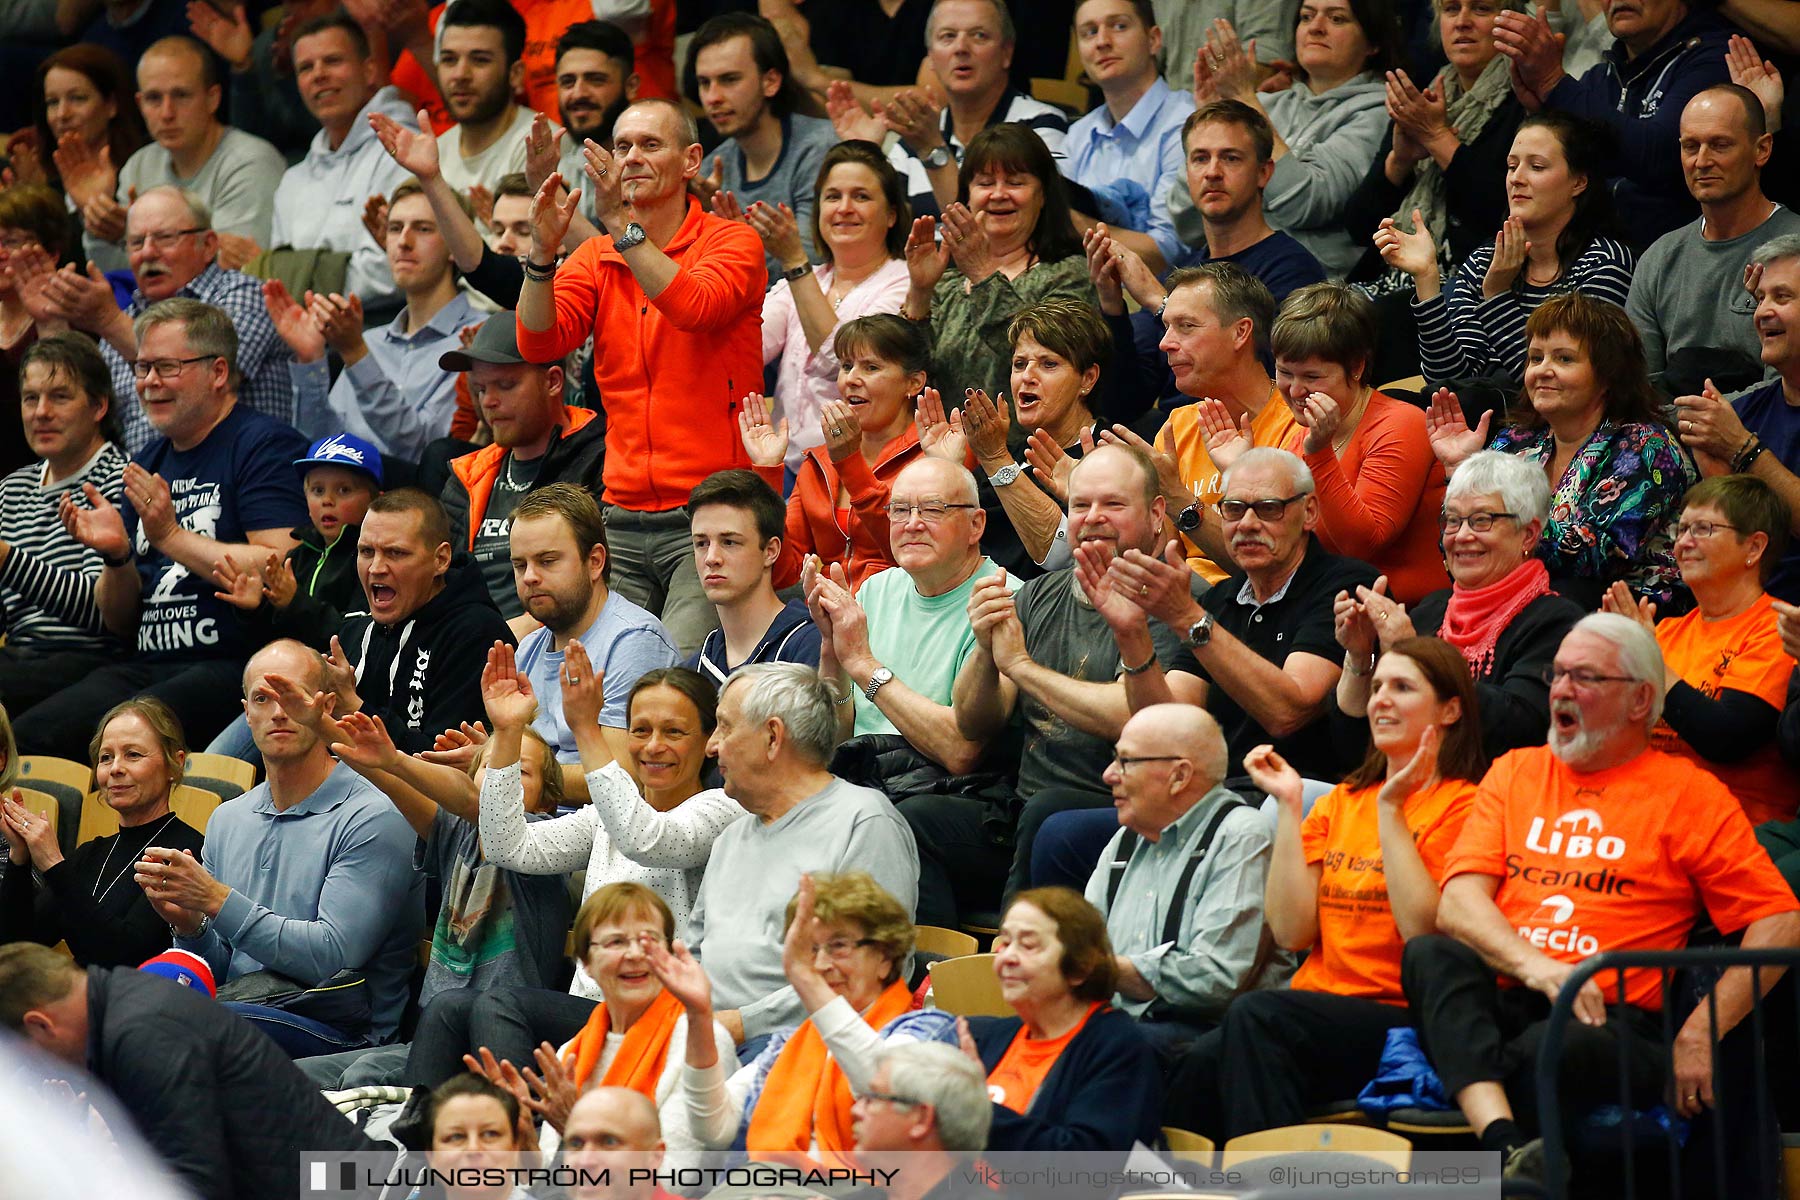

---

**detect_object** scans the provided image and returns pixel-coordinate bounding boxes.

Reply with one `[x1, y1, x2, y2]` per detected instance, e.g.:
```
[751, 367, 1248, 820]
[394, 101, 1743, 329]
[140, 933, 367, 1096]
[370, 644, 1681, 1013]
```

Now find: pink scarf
[1438, 558, 1552, 677]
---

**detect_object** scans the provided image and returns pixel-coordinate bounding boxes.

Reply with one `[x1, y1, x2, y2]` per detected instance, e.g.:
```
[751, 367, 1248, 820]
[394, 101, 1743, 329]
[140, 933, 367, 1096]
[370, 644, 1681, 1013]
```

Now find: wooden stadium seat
[1030, 27, 1089, 115]
[12, 786, 59, 835]
[1222, 1124, 1411, 1171]
[1379, 374, 1427, 394]
[81, 783, 225, 843]
[914, 925, 979, 959]
[1163, 1125, 1215, 1161]
[1386, 1107, 1475, 1137]
[169, 784, 224, 834]
[926, 953, 1012, 1018]
[183, 753, 257, 801]
[19, 756, 91, 852]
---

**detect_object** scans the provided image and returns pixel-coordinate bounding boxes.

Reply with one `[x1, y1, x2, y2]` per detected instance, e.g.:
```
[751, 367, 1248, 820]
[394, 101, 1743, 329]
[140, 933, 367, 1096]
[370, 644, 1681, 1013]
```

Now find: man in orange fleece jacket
[516, 97, 765, 654]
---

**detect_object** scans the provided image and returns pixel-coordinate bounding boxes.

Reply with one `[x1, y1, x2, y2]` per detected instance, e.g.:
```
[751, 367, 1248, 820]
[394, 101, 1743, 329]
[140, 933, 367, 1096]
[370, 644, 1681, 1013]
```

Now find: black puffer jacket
[337, 554, 516, 754]
[85, 966, 380, 1200]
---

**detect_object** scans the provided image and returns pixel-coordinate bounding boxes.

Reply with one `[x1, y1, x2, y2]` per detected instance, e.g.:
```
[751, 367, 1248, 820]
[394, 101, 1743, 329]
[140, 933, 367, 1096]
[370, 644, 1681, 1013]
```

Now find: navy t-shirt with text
[126, 405, 310, 661]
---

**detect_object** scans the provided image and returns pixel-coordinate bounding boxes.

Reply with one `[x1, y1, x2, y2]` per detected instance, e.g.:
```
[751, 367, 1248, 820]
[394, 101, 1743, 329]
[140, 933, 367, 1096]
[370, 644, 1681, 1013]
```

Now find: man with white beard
[1398, 613, 1800, 1187]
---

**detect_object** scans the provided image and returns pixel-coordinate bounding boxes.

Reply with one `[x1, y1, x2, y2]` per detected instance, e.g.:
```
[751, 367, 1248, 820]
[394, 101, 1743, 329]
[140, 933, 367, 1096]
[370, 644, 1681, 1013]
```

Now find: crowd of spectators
[6, 0, 1800, 1195]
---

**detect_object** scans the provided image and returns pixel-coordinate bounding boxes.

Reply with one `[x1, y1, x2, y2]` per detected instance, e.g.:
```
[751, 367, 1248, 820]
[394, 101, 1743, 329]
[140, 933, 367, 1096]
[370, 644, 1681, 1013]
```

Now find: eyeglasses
[125, 228, 206, 253]
[1108, 754, 1189, 772]
[885, 501, 978, 523]
[1540, 665, 1638, 688]
[130, 355, 219, 380]
[1674, 519, 1740, 541]
[1440, 511, 1517, 535]
[589, 932, 669, 954]
[1217, 495, 1305, 522]
[855, 1090, 922, 1108]
[812, 937, 881, 959]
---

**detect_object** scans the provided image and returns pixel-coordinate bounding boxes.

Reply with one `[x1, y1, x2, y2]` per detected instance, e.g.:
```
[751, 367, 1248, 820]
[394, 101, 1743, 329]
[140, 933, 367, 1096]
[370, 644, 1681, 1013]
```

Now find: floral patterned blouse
[1488, 420, 1696, 606]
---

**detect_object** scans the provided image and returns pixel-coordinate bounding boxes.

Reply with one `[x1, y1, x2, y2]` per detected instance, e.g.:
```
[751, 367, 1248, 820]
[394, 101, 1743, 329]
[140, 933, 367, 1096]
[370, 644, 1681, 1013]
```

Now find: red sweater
[517, 197, 766, 511]
[1290, 390, 1449, 605]
[755, 427, 922, 591]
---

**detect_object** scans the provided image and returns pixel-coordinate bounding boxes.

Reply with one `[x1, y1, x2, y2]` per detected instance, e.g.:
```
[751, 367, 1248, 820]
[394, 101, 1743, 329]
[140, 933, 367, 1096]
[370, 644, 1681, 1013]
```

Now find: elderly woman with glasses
[1424, 291, 1695, 608]
[1603, 475, 1797, 827]
[648, 872, 955, 1166]
[742, 313, 949, 592]
[1335, 450, 1583, 757]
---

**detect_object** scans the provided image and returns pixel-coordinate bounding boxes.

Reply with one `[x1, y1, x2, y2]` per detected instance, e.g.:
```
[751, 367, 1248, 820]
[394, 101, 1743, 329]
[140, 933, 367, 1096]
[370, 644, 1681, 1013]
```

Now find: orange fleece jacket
[516, 196, 766, 511]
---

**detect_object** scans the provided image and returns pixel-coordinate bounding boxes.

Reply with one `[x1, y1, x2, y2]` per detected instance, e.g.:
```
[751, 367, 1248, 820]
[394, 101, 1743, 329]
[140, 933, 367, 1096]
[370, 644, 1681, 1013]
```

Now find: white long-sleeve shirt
[478, 761, 743, 999]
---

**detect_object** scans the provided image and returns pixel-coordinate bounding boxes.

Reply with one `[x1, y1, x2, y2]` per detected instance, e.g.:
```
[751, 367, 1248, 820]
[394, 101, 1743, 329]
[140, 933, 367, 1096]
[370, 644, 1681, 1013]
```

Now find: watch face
[1176, 505, 1200, 532]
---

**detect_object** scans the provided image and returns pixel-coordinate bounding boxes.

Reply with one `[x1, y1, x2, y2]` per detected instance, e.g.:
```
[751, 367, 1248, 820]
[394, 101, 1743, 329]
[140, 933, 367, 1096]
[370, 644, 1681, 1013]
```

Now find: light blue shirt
[290, 289, 484, 462]
[177, 762, 424, 1043]
[516, 590, 681, 761]
[1061, 78, 1194, 269]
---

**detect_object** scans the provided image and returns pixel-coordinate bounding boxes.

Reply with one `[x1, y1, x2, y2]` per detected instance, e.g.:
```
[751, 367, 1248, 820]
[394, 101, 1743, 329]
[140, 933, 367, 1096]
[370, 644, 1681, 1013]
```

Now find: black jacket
[338, 554, 515, 754]
[85, 966, 379, 1200]
[241, 523, 364, 651]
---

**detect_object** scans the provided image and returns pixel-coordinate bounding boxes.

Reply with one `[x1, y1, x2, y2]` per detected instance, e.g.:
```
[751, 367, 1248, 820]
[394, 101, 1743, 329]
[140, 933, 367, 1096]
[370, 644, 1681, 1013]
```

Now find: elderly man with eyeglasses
[894, 443, 1211, 930]
[33, 185, 295, 454]
[1397, 612, 1800, 1187]
[1083, 702, 1292, 1063]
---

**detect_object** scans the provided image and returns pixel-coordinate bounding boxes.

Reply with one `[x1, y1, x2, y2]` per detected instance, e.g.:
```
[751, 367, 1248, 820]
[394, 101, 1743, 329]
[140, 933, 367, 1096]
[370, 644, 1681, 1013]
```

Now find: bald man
[111, 36, 287, 267]
[560, 1087, 664, 1200]
[1079, 702, 1289, 1059]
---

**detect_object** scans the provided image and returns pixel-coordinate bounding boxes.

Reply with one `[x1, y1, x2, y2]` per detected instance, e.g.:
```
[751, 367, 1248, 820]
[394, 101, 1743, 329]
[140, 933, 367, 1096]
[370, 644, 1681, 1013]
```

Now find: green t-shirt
[852, 557, 1019, 737]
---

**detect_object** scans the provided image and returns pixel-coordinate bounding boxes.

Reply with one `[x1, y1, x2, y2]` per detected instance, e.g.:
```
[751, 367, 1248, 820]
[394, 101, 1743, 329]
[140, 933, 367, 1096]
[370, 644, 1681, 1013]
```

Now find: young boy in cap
[203, 433, 384, 763]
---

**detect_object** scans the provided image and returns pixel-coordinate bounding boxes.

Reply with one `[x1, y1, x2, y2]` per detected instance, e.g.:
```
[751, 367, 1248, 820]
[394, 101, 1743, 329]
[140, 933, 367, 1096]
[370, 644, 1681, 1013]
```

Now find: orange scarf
[746, 979, 913, 1167]
[562, 988, 684, 1097]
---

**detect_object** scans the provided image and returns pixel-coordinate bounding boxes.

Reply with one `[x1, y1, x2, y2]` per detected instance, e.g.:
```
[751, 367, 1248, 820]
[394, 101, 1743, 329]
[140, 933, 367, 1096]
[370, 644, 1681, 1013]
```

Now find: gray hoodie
[1170, 75, 1390, 279]
[270, 85, 418, 304]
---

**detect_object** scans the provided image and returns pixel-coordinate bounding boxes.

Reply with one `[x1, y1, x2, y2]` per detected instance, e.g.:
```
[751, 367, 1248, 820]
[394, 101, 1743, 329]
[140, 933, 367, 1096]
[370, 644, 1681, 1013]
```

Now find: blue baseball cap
[294, 433, 384, 487]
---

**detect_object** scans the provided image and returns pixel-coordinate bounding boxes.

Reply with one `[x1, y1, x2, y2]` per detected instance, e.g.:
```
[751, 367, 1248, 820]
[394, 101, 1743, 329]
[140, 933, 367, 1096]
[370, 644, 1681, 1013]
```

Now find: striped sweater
[0, 444, 127, 653]
[1414, 235, 1637, 387]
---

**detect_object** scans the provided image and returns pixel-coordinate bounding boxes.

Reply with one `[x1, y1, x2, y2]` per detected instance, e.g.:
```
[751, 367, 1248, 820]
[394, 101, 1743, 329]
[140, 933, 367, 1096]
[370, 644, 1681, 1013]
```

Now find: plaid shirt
[107, 262, 297, 454]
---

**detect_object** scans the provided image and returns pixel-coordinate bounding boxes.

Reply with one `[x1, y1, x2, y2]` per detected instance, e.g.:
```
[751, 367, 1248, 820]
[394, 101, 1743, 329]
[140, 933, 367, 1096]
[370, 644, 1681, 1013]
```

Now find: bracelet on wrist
[1119, 651, 1157, 677]
[1345, 652, 1375, 677]
[523, 257, 557, 280]
[101, 546, 134, 569]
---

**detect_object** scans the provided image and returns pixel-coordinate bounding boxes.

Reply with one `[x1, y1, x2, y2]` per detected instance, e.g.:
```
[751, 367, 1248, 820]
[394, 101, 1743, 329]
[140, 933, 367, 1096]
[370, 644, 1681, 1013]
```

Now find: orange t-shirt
[1159, 387, 1300, 584]
[1443, 746, 1797, 1009]
[985, 1002, 1103, 1114]
[1291, 776, 1476, 1004]
[1651, 592, 1798, 825]
[391, 0, 678, 136]
[1286, 391, 1449, 605]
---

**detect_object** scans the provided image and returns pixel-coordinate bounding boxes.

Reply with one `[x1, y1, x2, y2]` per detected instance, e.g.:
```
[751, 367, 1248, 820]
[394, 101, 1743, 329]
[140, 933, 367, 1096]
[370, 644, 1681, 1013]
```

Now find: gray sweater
[86, 127, 288, 271]
[707, 114, 837, 287]
[1170, 76, 1390, 279]
[686, 776, 918, 1039]
[1625, 204, 1800, 379]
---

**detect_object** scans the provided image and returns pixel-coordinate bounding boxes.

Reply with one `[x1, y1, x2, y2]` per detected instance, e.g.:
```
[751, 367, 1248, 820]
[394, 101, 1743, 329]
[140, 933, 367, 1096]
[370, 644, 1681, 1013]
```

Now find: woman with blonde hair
[0, 697, 203, 965]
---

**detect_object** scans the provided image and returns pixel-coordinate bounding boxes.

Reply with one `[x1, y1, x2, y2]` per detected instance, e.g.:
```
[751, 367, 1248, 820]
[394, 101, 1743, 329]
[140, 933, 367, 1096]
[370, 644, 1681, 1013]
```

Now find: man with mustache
[1399, 613, 1800, 1186]
[1097, 445, 1375, 780]
[38, 185, 295, 455]
[1627, 82, 1800, 387]
[1494, 0, 1736, 245]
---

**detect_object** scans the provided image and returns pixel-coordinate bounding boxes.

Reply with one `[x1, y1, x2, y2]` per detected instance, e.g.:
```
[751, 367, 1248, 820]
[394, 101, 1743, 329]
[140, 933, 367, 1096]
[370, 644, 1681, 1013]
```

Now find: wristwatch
[782, 262, 811, 281]
[922, 145, 953, 170]
[863, 667, 895, 701]
[988, 462, 1025, 487]
[614, 221, 648, 251]
[1180, 612, 1215, 650]
[1174, 503, 1202, 533]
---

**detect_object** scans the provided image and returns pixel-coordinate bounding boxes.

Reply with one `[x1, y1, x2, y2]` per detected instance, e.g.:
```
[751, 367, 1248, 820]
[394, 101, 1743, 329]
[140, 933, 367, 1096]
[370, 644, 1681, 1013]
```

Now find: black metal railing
[1530, 946, 1800, 1200]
